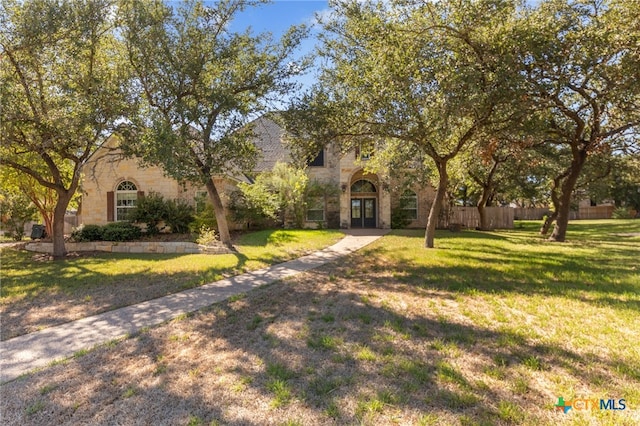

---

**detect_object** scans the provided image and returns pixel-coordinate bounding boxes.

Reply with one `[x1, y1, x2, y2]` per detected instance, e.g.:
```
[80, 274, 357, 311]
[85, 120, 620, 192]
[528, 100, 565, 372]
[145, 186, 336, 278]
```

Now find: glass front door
[351, 198, 376, 228]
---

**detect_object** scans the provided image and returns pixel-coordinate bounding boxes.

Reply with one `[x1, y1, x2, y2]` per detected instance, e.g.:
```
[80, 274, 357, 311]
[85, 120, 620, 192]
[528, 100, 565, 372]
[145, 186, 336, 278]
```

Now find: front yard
[1, 220, 639, 425]
[0, 229, 343, 340]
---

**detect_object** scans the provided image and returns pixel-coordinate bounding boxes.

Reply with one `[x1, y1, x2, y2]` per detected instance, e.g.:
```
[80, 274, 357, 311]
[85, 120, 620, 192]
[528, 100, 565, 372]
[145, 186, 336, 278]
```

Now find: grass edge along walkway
[0, 232, 386, 384]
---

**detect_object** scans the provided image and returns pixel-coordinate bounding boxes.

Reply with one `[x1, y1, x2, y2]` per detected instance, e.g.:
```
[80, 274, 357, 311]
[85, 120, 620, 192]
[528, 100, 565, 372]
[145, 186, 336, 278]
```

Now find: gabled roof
[249, 115, 291, 172]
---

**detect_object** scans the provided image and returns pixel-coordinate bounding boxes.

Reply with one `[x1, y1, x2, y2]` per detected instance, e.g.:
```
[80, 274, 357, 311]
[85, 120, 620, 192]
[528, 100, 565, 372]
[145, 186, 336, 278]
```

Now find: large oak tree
[120, 0, 308, 246]
[285, 0, 521, 247]
[515, 0, 640, 241]
[1, 0, 134, 258]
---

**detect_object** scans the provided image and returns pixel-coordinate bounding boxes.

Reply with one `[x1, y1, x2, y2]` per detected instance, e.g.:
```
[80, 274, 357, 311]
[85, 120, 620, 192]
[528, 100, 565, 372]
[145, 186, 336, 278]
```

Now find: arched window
[116, 181, 138, 221]
[351, 179, 376, 193]
[400, 190, 418, 220]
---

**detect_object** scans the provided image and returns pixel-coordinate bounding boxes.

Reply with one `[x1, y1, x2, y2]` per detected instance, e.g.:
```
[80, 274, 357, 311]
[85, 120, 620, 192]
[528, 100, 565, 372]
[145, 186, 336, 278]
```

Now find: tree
[120, 0, 308, 246]
[0, 190, 37, 240]
[515, 0, 640, 241]
[453, 136, 516, 230]
[0, 0, 133, 258]
[285, 0, 521, 247]
[239, 162, 309, 228]
[0, 161, 76, 237]
[583, 153, 640, 212]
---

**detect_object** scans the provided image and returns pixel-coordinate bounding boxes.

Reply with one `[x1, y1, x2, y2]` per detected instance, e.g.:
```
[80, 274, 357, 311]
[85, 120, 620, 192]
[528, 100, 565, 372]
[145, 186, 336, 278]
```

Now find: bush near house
[129, 192, 195, 235]
[101, 222, 143, 241]
[71, 222, 142, 242]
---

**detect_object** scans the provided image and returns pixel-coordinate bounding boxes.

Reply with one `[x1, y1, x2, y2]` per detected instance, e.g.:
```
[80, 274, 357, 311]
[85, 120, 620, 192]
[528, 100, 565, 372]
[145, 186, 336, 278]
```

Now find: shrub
[189, 203, 218, 233]
[391, 207, 412, 229]
[71, 224, 104, 242]
[101, 222, 142, 241]
[612, 207, 633, 219]
[165, 199, 194, 233]
[128, 192, 167, 235]
[227, 189, 274, 230]
[196, 226, 218, 246]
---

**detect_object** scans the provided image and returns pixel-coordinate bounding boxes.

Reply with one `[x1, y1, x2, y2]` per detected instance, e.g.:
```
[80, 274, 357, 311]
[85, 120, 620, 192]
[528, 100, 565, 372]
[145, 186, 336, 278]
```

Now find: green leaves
[121, 0, 308, 182]
[1, 0, 134, 256]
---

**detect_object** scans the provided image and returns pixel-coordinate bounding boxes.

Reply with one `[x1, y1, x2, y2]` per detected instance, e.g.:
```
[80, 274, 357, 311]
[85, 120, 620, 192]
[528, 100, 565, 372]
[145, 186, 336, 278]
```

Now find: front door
[351, 198, 376, 228]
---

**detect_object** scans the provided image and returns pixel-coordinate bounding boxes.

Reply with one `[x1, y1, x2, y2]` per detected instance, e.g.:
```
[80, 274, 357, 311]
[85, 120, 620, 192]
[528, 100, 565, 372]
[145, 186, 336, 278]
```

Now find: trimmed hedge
[71, 222, 142, 242]
[101, 222, 142, 241]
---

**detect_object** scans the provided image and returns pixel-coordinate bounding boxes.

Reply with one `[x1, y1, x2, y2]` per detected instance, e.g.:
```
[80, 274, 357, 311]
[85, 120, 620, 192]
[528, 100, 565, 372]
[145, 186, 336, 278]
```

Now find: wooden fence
[440, 206, 514, 229]
[513, 207, 550, 220]
[578, 205, 614, 219]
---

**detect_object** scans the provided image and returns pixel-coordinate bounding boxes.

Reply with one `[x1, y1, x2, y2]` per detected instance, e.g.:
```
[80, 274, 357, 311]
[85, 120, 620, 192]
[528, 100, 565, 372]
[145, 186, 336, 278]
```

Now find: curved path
[0, 230, 388, 384]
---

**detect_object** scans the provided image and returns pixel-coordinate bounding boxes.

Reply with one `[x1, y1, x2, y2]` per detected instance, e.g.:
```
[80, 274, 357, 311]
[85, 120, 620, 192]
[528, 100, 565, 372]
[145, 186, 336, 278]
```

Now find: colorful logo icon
[555, 397, 572, 413]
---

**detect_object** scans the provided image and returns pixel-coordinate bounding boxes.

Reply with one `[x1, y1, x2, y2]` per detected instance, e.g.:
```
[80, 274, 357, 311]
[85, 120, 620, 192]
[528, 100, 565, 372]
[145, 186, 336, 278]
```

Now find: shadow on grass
[5, 264, 638, 425]
[1, 222, 638, 424]
[363, 226, 640, 312]
[1, 247, 283, 340]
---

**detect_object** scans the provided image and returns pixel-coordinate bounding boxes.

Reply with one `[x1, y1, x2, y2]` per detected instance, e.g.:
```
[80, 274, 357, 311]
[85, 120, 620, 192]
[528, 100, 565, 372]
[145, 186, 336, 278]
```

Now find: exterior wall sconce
[341, 183, 348, 193]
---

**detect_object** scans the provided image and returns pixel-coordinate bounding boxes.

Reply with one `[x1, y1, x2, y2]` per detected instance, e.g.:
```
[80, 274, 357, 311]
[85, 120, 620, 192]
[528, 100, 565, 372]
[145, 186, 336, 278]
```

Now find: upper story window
[351, 179, 376, 193]
[308, 149, 325, 167]
[400, 190, 418, 220]
[355, 143, 373, 161]
[116, 180, 137, 221]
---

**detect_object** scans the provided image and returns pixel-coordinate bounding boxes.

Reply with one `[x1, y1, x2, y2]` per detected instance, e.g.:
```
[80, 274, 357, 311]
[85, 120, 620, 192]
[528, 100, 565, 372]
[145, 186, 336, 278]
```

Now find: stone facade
[79, 116, 437, 231]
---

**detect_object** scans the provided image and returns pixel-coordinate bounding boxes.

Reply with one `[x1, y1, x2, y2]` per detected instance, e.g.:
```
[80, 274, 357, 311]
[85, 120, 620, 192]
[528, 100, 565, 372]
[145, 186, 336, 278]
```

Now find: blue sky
[230, 1, 330, 101]
[230, 0, 328, 36]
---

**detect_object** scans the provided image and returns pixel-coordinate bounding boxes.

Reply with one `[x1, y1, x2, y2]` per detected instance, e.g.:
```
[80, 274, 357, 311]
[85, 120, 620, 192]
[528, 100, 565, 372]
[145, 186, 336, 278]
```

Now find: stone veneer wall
[25, 241, 232, 255]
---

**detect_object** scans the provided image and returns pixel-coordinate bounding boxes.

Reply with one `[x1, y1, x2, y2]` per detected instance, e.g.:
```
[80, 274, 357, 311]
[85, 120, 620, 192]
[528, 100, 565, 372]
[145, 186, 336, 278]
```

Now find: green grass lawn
[1, 220, 639, 425]
[0, 229, 343, 339]
[339, 219, 640, 425]
[1, 229, 343, 301]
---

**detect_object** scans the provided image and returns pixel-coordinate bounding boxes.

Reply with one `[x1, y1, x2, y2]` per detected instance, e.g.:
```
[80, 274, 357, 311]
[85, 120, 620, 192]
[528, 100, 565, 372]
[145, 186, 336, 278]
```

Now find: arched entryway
[350, 178, 377, 228]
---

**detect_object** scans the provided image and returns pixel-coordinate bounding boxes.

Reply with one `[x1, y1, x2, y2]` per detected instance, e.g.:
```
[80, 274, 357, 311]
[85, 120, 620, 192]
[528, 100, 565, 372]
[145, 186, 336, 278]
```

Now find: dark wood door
[351, 198, 376, 228]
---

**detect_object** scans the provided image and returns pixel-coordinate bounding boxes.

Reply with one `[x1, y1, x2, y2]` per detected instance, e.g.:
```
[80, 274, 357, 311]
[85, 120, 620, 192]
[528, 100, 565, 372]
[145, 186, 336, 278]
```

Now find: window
[308, 149, 325, 167]
[116, 181, 137, 221]
[306, 197, 325, 221]
[355, 143, 373, 161]
[400, 190, 418, 220]
[351, 180, 376, 193]
[194, 191, 208, 213]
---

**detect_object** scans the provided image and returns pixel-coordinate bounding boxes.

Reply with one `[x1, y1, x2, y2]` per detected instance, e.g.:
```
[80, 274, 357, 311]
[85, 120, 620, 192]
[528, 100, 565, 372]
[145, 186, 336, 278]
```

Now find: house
[79, 116, 436, 230]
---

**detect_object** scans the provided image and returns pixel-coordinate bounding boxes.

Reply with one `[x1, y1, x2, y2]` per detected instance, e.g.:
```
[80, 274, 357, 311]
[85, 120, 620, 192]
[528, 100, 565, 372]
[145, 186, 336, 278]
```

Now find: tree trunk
[205, 178, 233, 247]
[477, 203, 487, 231]
[424, 161, 448, 248]
[51, 191, 73, 259]
[550, 153, 587, 242]
[43, 212, 54, 237]
[477, 186, 492, 231]
[539, 211, 557, 235]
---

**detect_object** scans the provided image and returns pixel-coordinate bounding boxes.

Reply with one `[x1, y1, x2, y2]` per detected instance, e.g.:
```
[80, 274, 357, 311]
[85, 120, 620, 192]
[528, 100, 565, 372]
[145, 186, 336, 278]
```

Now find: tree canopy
[514, 0, 640, 240]
[0, 0, 133, 257]
[286, 0, 523, 247]
[120, 0, 308, 245]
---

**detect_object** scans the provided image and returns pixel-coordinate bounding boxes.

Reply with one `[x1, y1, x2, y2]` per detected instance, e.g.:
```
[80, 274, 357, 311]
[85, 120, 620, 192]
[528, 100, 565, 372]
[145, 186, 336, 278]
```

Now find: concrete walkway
[0, 230, 388, 384]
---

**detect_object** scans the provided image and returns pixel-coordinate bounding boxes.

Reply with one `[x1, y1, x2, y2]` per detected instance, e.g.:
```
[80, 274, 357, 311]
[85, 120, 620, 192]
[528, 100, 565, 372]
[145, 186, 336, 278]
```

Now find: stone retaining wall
[24, 241, 232, 255]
